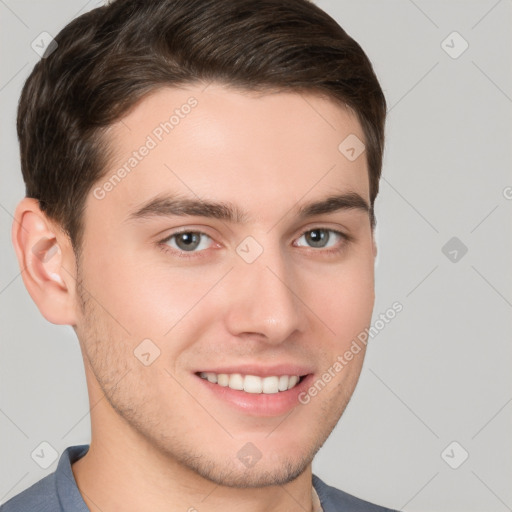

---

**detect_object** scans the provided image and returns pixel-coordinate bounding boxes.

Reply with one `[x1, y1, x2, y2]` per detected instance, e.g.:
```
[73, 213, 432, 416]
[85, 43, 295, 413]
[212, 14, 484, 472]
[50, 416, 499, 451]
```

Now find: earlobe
[11, 197, 78, 326]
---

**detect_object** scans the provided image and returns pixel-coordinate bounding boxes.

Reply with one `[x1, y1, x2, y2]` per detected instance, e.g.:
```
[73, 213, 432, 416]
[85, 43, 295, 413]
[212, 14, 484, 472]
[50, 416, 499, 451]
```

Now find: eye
[157, 227, 350, 259]
[161, 231, 213, 254]
[294, 228, 347, 250]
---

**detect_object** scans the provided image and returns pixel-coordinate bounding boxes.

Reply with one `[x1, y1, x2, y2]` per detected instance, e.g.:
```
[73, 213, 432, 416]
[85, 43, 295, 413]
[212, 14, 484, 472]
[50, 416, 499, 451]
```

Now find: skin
[12, 83, 377, 512]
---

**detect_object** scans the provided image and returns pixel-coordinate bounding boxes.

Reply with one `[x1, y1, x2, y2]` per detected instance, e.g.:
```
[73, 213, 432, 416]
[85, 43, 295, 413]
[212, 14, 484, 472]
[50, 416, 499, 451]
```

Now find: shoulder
[0, 445, 89, 512]
[312, 474, 398, 512]
[0, 473, 59, 512]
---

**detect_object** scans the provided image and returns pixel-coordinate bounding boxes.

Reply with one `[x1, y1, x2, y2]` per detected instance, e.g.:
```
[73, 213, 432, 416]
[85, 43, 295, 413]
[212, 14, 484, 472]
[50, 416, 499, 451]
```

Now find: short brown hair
[17, 0, 386, 255]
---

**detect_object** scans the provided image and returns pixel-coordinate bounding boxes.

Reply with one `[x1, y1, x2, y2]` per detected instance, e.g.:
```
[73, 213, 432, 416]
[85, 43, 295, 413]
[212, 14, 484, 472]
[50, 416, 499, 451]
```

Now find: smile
[198, 372, 304, 394]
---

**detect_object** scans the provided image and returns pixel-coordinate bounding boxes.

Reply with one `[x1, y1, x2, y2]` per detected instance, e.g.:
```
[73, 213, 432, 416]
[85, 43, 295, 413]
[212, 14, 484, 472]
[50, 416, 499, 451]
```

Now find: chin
[159, 427, 329, 489]
[181, 452, 313, 488]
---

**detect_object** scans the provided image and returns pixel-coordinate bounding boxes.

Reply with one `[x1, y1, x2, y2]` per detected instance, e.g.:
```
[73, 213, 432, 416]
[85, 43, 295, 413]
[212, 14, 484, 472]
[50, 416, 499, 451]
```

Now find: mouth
[194, 369, 314, 417]
[196, 372, 306, 394]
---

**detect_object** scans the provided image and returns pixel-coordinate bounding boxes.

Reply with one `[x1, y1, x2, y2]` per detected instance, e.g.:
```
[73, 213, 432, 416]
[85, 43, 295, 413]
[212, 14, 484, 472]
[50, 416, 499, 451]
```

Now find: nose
[222, 241, 307, 344]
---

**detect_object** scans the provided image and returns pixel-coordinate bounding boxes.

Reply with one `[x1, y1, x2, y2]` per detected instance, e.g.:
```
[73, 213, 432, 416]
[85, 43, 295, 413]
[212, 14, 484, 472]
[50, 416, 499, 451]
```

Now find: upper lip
[194, 364, 314, 378]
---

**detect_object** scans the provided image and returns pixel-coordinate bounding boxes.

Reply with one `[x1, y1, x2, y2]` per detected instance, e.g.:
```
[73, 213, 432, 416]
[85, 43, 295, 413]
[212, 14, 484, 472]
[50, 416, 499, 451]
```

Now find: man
[4, 0, 396, 510]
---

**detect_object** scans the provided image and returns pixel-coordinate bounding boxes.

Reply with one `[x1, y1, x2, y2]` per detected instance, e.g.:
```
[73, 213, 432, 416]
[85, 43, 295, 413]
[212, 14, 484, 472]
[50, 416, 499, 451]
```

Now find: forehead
[88, 83, 369, 226]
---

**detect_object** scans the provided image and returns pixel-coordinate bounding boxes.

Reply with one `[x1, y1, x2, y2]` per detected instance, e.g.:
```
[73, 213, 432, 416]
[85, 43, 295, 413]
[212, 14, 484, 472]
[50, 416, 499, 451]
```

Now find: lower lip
[195, 374, 314, 417]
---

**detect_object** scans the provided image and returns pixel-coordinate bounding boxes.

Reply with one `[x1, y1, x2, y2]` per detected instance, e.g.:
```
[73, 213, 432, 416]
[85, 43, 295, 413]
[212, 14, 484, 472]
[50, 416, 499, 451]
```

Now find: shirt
[0, 445, 397, 511]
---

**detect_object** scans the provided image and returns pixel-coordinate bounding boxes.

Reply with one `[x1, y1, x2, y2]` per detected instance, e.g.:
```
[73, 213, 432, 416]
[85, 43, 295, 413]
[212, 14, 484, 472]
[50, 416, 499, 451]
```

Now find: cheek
[80, 241, 229, 361]
[81, 224, 374, 350]
[307, 255, 375, 343]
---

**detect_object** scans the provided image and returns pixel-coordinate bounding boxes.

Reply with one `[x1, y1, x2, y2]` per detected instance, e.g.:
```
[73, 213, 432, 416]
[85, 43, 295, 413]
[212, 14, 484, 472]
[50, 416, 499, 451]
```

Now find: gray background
[1, 1, 511, 511]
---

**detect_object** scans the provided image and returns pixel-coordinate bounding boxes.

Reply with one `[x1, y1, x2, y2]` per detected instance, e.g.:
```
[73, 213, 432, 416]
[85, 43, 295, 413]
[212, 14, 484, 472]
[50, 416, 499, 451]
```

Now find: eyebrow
[125, 191, 370, 224]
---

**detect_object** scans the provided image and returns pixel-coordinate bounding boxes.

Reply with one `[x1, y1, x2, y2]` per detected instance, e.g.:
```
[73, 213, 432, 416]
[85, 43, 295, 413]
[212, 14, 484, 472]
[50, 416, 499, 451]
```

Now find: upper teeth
[199, 372, 301, 394]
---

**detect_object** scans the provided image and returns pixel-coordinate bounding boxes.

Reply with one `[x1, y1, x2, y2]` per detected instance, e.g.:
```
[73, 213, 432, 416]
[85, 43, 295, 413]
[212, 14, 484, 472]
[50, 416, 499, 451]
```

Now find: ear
[11, 197, 79, 325]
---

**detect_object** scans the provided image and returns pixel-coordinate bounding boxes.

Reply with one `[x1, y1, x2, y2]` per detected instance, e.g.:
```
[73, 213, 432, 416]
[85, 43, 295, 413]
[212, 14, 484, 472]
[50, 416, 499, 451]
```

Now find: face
[73, 83, 376, 487]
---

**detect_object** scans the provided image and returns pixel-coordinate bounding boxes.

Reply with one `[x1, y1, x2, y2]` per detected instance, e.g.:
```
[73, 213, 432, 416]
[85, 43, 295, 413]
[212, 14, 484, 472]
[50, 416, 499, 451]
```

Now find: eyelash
[157, 227, 352, 260]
